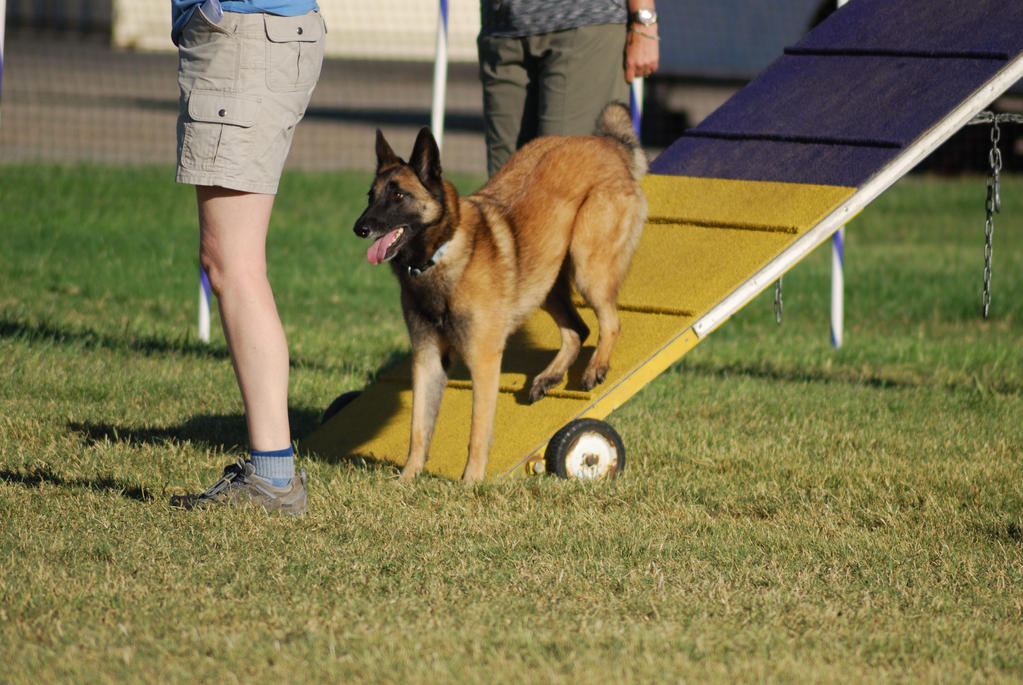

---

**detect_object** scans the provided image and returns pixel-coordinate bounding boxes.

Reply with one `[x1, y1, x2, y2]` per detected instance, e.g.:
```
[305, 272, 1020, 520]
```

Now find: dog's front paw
[581, 365, 608, 392]
[528, 375, 559, 403]
[399, 462, 423, 480]
[461, 465, 486, 483]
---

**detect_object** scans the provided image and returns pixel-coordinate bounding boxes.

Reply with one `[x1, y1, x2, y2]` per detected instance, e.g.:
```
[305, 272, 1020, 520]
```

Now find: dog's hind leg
[401, 336, 450, 480]
[577, 285, 620, 392]
[571, 195, 643, 392]
[529, 268, 590, 403]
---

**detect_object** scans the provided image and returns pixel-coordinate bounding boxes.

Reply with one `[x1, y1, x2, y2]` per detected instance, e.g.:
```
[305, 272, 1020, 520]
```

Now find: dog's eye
[393, 191, 405, 201]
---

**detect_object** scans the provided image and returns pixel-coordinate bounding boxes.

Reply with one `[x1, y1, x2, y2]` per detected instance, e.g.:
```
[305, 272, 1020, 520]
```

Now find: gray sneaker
[172, 458, 308, 514]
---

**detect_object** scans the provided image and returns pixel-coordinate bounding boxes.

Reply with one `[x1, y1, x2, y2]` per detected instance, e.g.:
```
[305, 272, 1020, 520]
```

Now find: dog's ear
[409, 126, 443, 190]
[374, 129, 402, 172]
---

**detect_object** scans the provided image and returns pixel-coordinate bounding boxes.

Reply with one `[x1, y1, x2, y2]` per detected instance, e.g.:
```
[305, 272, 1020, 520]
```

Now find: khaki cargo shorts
[176, 8, 325, 194]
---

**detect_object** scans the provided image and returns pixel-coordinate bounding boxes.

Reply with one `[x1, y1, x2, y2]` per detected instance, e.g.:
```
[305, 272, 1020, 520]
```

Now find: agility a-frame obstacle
[301, 0, 1023, 480]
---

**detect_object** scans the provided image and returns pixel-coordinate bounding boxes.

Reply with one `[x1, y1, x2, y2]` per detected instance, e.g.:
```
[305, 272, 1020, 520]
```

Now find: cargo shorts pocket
[264, 13, 325, 92]
[179, 90, 260, 172]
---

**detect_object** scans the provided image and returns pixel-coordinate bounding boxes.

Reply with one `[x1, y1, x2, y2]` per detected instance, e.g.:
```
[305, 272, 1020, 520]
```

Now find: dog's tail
[596, 102, 648, 181]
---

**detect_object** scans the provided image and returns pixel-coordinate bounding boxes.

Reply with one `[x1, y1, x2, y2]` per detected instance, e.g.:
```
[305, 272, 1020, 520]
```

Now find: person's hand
[625, 22, 659, 82]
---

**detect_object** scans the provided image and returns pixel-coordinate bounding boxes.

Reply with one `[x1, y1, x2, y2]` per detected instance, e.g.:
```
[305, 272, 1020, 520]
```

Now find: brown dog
[353, 103, 647, 482]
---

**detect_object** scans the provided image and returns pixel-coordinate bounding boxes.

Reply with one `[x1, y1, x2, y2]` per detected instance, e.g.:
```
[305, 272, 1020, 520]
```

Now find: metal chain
[982, 116, 1003, 318]
[969, 111, 1023, 127]
[967, 112, 1020, 319]
[764, 113, 1016, 325]
[774, 276, 783, 325]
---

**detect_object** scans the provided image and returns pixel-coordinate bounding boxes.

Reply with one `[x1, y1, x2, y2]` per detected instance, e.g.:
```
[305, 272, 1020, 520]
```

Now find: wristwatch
[631, 8, 658, 26]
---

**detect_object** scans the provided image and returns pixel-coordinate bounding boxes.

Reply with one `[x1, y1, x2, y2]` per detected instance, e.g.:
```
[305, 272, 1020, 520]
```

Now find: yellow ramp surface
[300, 175, 855, 479]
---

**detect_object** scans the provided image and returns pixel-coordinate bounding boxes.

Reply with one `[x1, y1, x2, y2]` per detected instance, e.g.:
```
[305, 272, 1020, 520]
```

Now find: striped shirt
[480, 0, 628, 38]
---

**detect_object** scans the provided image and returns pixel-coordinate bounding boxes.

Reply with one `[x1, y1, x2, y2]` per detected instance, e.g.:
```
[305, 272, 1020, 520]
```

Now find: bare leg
[197, 186, 291, 452]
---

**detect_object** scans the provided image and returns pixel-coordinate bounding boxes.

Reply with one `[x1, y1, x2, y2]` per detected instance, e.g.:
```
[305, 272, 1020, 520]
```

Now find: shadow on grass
[69, 414, 251, 453]
[0, 316, 334, 371]
[978, 520, 1023, 545]
[673, 358, 918, 390]
[1, 316, 229, 359]
[676, 357, 1023, 395]
[66, 404, 381, 471]
[0, 466, 157, 502]
[2, 408, 389, 505]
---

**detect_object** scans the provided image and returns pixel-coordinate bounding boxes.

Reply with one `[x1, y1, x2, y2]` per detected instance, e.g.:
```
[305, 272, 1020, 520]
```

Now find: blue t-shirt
[172, 0, 319, 45]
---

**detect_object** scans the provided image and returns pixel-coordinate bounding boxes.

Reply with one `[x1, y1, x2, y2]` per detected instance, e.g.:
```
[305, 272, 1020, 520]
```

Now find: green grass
[1, 164, 1022, 683]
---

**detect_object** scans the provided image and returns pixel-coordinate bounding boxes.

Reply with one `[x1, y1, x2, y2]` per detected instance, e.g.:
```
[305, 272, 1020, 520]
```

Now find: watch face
[634, 8, 657, 25]
[634, 8, 658, 25]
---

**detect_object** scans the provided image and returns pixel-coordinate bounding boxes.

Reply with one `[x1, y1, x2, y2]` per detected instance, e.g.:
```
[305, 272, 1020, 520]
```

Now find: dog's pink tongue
[367, 228, 401, 265]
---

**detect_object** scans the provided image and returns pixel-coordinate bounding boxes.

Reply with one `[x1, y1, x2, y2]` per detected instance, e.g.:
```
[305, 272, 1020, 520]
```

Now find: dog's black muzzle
[353, 214, 379, 239]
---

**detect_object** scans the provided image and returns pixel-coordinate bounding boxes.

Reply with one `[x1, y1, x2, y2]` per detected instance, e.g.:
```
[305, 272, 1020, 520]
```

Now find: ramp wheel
[544, 419, 625, 480]
[320, 391, 362, 425]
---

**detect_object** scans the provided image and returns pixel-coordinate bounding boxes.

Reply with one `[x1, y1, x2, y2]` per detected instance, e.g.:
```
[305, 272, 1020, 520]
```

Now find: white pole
[831, 227, 844, 348]
[831, 0, 848, 349]
[0, 0, 6, 129]
[198, 267, 211, 343]
[431, 0, 449, 151]
[630, 78, 644, 137]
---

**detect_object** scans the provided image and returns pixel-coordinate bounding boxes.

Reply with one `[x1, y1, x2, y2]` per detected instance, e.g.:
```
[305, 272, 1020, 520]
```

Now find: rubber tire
[320, 390, 362, 425]
[544, 418, 625, 480]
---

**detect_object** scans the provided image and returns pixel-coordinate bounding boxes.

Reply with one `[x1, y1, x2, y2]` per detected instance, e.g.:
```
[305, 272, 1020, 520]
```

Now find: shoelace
[198, 458, 249, 500]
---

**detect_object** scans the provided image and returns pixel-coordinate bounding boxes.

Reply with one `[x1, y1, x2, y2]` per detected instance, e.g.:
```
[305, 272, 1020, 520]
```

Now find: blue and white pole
[830, 227, 844, 348]
[431, 0, 449, 152]
[831, 0, 848, 349]
[630, 77, 644, 137]
[198, 266, 212, 343]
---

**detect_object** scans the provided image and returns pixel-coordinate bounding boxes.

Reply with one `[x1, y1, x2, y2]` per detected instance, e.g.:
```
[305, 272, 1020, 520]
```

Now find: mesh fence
[1, 0, 490, 174]
[2, 0, 1021, 175]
